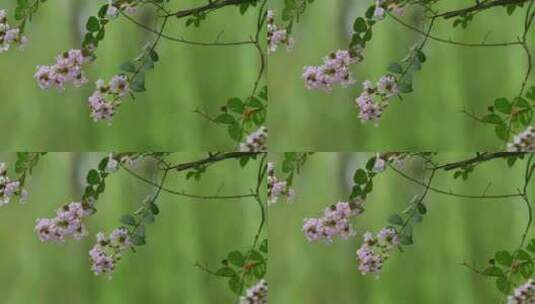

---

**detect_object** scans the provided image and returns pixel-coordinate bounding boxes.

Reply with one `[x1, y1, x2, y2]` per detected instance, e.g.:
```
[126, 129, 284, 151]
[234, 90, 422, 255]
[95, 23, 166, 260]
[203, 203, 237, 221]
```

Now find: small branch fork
[389, 152, 535, 291]
[120, 152, 268, 296]
[388, 0, 534, 100]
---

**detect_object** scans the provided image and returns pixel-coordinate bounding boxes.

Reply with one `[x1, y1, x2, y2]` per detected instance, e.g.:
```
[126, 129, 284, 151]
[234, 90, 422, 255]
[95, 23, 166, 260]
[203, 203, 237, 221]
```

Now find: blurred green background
[269, 1, 531, 151]
[0, 1, 261, 150]
[0, 152, 263, 303]
[269, 152, 533, 303]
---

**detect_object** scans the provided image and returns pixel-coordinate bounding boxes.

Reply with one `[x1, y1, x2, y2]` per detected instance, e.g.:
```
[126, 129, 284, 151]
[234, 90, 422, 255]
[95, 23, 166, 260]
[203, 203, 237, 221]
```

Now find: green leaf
[86, 169, 100, 185]
[496, 277, 511, 294]
[86, 16, 100, 32]
[228, 123, 242, 141]
[228, 276, 242, 294]
[527, 239, 535, 253]
[494, 98, 512, 114]
[215, 113, 236, 124]
[259, 239, 268, 253]
[353, 17, 367, 33]
[228, 251, 245, 267]
[120, 61, 136, 73]
[227, 98, 244, 114]
[353, 169, 368, 184]
[495, 250, 513, 266]
[482, 266, 504, 277]
[131, 73, 146, 92]
[515, 249, 531, 261]
[215, 267, 236, 277]
[387, 63, 403, 74]
[495, 124, 509, 141]
[481, 114, 503, 124]
[520, 261, 534, 278]
[149, 202, 160, 215]
[417, 203, 427, 214]
[120, 214, 136, 226]
[387, 214, 404, 225]
[398, 83, 413, 93]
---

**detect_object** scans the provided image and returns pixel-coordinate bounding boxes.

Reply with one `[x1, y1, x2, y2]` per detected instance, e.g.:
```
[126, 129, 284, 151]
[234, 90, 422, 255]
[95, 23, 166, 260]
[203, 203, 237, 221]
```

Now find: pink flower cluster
[240, 279, 268, 304]
[356, 228, 399, 276]
[239, 126, 268, 152]
[0, 162, 27, 206]
[0, 9, 28, 53]
[35, 202, 93, 243]
[303, 200, 365, 243]
[88, 75, 131, 123]
[89, 227, 132, 278]
[34, 47, 95, 91]
[508, 279, 535, 304]
[105, 0, 138, 19]
[373, 152, 409, 172]
[302, 48, 363, 92]
[267, 162, 295, 204]
[355, 75, 399, 124]
[267, 10, 294, 54]
[507, 126, 535, 152]
[373, 0, 405, 20]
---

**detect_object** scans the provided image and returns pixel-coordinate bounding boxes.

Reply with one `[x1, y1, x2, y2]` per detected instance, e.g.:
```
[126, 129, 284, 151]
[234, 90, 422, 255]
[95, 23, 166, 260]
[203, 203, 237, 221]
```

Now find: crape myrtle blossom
[507, 126, 535, 152]
[303, 199, 365, 243]
[239, 126, 268, 152]
[0, 162, 28, 206]
[88, 74, 131, 124]
[267, 10, 294, 54]
[105, 0, 138, 20]
[105, 153, 139, 173]
[35, 201, 94, 243]
[267, 162, 295, 204]
[355, 74, 400, 124]
[0, 9, 28, 54]
[34, 46, 95, 91]
[89, 227, 132, 278]
[508, 279, 535, 304]
[372, 152, 409, 172]
[302, 47, 363, 92]
[356, 227, 400, 276]
[373, 0, 406, 21]
[239, 279, 268, 304]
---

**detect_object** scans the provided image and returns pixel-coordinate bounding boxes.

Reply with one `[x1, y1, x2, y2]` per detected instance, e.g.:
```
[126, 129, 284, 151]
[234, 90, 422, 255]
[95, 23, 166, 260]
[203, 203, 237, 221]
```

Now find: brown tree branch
[167, 0, 255, 18]
[435, 0, 528, 19]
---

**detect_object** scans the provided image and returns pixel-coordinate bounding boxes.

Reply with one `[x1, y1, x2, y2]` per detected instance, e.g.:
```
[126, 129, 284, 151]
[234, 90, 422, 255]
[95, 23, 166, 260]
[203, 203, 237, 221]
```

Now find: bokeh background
[269, 0, 531, 151]
[0, 152, 263, 303]
[0, 1, 261, 150]
[269, 152, 533, 303]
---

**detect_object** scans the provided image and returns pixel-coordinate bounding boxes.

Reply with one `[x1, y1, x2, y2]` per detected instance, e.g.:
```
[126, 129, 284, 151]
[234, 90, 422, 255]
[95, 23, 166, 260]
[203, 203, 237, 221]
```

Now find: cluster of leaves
[280, 0, 315, 33]
[386, 195, 427, 246]
[350, 9, 376, 49]
[386, 46, 427, 94]
[119, 45, 160, 93]
[119, 194, 161, 246]
[14, 152, 46, 187]
[82, 156, 115, 206]
[452, 14, 474, 29]
[452, 1, 525, 28]
[480, 86, 535, 142]
[14, 0, 44, 33]
[83, 6, 112, 48]
[349, 156, 379, 200]
[185, 0, 259, 27]
[481, 239, 535, 294]
[278, 152, 313, 186]
[213, 86, 267, 143]
[452, 166, 475, 181]
[214, 239, 267, 295]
